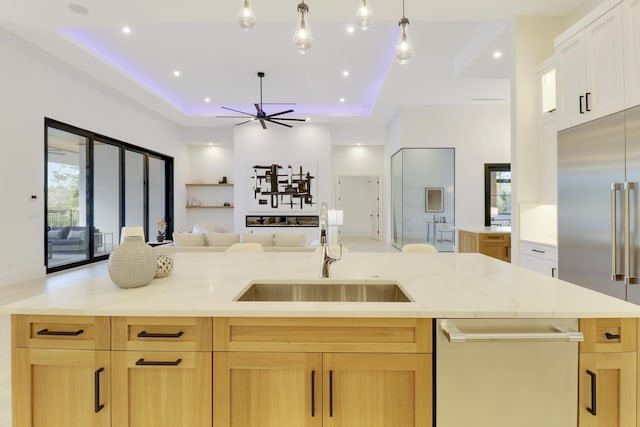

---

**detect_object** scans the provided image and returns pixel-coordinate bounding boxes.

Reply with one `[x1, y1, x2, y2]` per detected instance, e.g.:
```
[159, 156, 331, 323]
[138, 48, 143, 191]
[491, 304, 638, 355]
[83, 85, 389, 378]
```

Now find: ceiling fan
[217, 72, 306, 129]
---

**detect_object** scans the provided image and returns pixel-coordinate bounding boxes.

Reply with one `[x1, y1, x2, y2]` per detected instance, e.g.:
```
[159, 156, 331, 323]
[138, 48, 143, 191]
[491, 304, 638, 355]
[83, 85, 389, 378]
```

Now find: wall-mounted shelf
[186, 183, 234, 187]
[186, 205, 234, 209]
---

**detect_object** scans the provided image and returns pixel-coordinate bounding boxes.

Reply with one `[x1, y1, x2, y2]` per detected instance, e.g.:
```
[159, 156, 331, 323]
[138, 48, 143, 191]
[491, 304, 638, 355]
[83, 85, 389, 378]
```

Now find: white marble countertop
[457, 226, 512, 234]
[3, 252, 640, 318]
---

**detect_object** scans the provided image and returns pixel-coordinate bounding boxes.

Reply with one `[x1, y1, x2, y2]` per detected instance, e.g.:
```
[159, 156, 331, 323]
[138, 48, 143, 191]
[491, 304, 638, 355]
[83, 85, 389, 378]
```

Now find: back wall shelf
[186, 183, 234, 209]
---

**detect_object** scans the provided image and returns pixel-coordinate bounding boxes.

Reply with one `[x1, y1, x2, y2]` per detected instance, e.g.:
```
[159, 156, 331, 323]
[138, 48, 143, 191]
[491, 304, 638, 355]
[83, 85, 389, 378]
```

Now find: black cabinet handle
[551, 267, 557, 278]
[137, 331, 184, 339]
[37, 328, 84, 336]
[311, 370, 316, 417]
[579, 95, 585, 114]
[531, 249, 546, 254]
[586, 370, 597, 416]
[329, 370, 334, 417]
[605, 332, 621, 340]
[585, 92, 591, 112]
[135, 358, 182, 366]
[94, 367, 105, 413]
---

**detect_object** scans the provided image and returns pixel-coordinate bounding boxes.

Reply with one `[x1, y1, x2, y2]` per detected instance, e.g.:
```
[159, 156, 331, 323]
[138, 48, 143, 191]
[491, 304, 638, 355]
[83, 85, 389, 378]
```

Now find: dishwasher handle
[440, 321, 584, 343]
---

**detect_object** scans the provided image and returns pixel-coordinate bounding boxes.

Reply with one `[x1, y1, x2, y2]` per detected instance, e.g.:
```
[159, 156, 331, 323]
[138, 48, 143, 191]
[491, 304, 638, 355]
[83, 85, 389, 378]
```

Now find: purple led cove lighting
[59, 27, 189, 113]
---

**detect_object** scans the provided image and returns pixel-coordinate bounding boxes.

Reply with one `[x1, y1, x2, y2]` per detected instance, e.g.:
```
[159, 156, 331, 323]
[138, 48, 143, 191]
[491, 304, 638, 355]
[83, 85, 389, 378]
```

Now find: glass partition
[391, 148, 455, 252]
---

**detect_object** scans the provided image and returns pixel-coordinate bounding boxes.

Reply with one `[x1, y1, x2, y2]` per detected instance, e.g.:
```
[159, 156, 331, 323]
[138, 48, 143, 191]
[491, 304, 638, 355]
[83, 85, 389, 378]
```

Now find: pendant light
[239, 0, 256, 30]
[355, 0, 374, 30]
[394, 0, 414, 65]
[293, 1, 313, 54]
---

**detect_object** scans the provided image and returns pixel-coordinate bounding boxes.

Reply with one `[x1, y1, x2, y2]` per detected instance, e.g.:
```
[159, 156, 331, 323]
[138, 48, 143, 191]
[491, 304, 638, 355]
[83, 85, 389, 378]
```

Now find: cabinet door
[625, 0, 640, 108]
[584, 5, 625, 120]
[524, 255, 557, 277]
[478, 236, 510, 262]
[12, 348, 110, 427]
[578, 352, 636, 427]
[323, 353, 432, 427]
[111, 351, 212, 427]
[557, 32, 587, 127]
[214, 352, 322, 427]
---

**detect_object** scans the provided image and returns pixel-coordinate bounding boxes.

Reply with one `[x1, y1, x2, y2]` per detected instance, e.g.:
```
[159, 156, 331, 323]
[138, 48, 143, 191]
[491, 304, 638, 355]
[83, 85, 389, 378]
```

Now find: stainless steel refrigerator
[558, 105, 640, 304]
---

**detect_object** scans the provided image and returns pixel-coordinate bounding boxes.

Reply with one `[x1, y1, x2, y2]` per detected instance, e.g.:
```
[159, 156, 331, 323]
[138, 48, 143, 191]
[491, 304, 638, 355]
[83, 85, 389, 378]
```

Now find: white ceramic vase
[108, 236, 157, 289]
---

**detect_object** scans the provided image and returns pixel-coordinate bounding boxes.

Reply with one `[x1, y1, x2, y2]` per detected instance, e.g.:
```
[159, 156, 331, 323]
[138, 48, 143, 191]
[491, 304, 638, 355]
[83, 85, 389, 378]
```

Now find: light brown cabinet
[578, 318, 638, 427]
[213, 317, 433, 427]
[458, 230, 511, 262]
[12, 315, 111, 427]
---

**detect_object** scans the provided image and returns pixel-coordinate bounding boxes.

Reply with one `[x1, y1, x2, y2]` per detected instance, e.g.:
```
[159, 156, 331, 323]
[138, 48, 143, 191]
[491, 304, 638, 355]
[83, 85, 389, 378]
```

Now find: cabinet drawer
[479, 233, 509, 243]
[522, 242, 557, 261]
[580, 318, 637, 353]
[214, 317, 432, 353]
[12, 314, 110, 350]
[112, 317, 213, 351]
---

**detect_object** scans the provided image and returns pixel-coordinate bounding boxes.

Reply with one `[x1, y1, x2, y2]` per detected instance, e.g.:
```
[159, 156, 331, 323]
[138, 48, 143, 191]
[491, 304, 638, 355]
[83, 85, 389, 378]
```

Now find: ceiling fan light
[239, 0, 256, 30]
[394, 18, 414, 65]
[355, 0, 374, 30]
[294, 2, 312, 54]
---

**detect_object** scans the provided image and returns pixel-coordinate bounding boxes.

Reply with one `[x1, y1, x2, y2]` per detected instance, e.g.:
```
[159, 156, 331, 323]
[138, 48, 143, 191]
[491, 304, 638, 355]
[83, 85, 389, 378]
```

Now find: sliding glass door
[46, 119, 173, 273]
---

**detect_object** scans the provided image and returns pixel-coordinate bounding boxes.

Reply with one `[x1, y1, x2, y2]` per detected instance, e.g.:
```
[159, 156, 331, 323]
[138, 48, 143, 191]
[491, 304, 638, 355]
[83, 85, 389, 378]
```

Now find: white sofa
[155, 224, 316, 254]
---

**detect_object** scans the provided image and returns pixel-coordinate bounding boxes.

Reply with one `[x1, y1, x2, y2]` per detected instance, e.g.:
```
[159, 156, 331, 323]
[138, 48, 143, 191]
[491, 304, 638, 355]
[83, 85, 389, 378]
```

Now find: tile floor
[0, 237, 395, 425]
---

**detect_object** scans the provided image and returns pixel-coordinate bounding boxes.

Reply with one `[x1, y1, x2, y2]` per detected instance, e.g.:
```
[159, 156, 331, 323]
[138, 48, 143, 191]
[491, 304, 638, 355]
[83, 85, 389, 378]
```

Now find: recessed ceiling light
[173, 70, 181, 77]
[357, 142, 362, 146]
[346, 25, 355, 34]
[208, 142, 213, 146]
[493, 51, 503, 59]
[305, 117, 311, 122]
[121, 26, 132, 35]
[342, 70, 350, 77]
[68, 3, 89, 15]
[340, 98, 345, 103]
[204, 97, 210, 103]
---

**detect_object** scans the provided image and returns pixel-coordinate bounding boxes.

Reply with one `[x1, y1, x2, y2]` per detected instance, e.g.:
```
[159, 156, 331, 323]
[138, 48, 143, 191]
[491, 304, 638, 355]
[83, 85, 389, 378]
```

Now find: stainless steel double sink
[235, 280, 412, 302]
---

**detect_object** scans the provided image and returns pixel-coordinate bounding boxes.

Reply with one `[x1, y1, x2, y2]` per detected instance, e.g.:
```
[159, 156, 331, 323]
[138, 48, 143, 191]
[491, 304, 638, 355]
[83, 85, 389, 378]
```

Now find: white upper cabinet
[556, 2, 625, 129]
[625, 0, 640, 108]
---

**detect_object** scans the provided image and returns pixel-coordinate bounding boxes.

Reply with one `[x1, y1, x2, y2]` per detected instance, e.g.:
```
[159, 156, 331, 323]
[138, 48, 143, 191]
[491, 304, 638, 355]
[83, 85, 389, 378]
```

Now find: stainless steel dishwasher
[436, 319, 583, 427]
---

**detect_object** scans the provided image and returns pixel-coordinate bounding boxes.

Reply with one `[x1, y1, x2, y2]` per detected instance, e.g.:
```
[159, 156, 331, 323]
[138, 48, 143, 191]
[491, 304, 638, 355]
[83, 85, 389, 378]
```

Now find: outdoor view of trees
[47, 163, 81, 226]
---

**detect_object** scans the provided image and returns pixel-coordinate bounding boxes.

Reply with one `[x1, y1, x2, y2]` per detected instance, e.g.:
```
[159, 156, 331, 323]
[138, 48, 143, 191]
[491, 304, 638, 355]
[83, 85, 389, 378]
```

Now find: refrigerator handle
[624, 182, 638, 285]
[612, 183, 624, 281]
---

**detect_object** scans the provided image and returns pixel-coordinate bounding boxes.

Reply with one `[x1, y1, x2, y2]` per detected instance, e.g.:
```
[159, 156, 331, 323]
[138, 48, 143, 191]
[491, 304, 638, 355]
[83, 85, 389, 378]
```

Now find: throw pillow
[274, 233, 306, 247]
[207, 232, 240, 247]
[172, 232, 205, 247]
[193, 223, 227, 234]
[67, 230, 85, 241]
[242, 232, 274, 247]
[47, 229, 62, 239]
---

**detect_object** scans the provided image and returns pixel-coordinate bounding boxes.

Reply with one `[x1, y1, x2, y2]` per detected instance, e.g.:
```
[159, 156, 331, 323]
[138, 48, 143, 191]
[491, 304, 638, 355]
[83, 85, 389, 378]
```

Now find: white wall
[232, 124, 332, 244]
[0, 28, 185, 285]
[386, 105, 511, 242]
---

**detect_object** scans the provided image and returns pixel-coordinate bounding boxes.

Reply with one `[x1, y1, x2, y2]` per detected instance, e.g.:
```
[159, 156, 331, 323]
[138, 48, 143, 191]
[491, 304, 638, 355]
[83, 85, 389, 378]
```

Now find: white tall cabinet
[625, 0, 640, 108]
[556, 1, 625, 129]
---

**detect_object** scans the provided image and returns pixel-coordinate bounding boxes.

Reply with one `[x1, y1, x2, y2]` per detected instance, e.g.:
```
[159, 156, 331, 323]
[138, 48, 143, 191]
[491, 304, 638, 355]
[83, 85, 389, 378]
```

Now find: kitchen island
[4, 251, 640, 426]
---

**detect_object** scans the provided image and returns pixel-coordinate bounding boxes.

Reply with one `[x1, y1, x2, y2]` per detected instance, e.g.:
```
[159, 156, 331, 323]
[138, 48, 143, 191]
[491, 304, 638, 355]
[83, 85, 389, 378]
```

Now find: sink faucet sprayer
[319, 202, 342, 278]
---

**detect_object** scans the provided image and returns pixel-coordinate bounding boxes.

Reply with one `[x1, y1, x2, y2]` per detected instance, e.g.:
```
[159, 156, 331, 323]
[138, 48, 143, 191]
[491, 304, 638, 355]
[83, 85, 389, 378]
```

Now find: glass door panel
[46, 127, 89, 269]
[93, 141, 120, 254]
[148, 157, 166, 242]
[124, 150, 145, 240]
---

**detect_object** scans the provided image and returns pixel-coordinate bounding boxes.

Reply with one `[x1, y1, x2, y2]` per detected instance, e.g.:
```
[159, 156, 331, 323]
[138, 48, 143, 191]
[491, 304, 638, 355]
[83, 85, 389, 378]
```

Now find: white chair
[436, 223, 455, 242]
[401, 243, 438, 253]
[226, 242, 264, 253]
[120, 226, 145, 244]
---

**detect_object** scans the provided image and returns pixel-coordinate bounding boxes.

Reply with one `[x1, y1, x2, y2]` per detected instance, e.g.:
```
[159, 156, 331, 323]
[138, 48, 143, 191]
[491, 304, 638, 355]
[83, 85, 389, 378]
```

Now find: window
[484, 163, 511, 226]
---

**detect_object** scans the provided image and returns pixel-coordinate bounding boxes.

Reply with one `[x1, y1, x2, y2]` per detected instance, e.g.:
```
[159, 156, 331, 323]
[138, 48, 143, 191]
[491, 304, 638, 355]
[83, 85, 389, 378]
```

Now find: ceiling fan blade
[255, 103, 265, 115]
[221, 106, 254, 116]
[235, 119, 255, 126]
[267, 109, 294, 118]
[217, 115, 256, 118]
[259, 118, 267, 129]
[269, 117, 307, 122]
[266, 119, 293, 128]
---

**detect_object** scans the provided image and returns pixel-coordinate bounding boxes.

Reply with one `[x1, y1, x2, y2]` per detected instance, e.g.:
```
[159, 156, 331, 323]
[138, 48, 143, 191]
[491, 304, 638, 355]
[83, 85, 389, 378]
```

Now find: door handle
[311, 370, 316, 417]
[135, 358, 182, 366]
[94, 367, 105, 413]
[612, 183, 624, 281]
[585, 92, 592, 112]
[586, 370, 597, 416]
[329, 370, 334, 417]
[37, 328, 84, 336]
[579, 95, 585, 114]
[624, 182, 637, 284]
[137, 331, 184, 339]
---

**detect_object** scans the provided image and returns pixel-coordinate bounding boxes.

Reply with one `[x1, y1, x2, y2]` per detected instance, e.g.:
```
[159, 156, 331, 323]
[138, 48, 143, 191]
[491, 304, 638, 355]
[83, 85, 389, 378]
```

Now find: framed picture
[425, 188, 444, 212]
